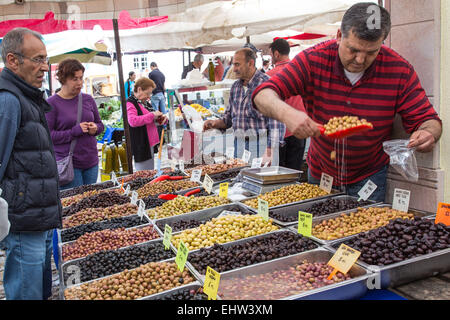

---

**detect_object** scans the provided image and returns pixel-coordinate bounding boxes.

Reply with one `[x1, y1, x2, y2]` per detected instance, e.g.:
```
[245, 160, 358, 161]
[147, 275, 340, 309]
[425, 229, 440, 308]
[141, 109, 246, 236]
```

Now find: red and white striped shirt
[252, 40, 441, 185]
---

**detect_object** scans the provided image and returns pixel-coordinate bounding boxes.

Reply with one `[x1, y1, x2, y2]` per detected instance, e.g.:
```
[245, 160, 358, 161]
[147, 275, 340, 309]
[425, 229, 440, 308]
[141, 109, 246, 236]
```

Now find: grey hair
[341, 2, 391, 42]
[236, 48, 256, 63]
[193, 53, 204, 63]
[1, 27, 44, 62]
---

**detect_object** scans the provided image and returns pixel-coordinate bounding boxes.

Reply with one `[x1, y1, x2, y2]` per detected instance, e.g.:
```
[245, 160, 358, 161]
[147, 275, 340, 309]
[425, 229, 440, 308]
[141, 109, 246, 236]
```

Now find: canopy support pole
[113, 18, 133, 175]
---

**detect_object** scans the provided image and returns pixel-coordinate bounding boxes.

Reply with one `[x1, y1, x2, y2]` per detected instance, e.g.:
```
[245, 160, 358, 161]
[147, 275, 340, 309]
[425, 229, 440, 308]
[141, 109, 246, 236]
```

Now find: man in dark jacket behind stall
[0, 28, 62, 300]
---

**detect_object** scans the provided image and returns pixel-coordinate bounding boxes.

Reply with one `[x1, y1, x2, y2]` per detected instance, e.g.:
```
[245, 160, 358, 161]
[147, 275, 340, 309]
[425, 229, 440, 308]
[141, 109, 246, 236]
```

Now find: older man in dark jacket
[0, 28, 62, 300]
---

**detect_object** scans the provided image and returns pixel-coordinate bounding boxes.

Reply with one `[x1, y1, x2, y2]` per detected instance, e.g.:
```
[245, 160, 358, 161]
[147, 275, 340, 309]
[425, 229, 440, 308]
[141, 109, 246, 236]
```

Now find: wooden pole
[113, 18, 134, 174]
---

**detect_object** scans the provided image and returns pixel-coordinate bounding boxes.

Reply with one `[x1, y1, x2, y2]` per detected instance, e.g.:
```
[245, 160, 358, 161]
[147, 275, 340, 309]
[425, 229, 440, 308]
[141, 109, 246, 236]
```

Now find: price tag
[179, 160, 185, 173]
[257, 198, 269, 221]
[190, 169, 202, 182]
[137, 199, 145, 219]
[298, 211, 313, 237]
[203, 266, 221, 300]
[392, 188, 410, 212]
[357, 180, 377, 201]
[320, 173, 333, 194]
[111, 171, 118, 185]
[170, 159, 177, 171]
[327, 243, 361, 280]
[130, 191, 138, 205]
[175, 240, 189, 272]
[226, 147, 234, 159]
[242, 149, 251, 164]
[163, 224, 172, 250]
[124, 184, 131, 196]
[251, 157, 263, 169]
[203, 174, 214, 194]
[219, 182, 229, 198]
[214, 156, 226, 164]
[435, 202, 450, 226]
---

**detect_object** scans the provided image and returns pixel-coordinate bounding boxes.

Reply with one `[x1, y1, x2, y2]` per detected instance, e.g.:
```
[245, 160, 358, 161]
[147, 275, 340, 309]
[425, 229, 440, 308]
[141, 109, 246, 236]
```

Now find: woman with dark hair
[124, 71, 136, 99]
[127, 77, 167, 170]
[46, 58, 104, 189]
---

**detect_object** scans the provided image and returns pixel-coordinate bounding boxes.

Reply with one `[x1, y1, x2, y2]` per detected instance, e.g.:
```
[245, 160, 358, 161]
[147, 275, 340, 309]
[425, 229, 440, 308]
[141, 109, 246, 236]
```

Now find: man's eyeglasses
[14, 52, 49, 65]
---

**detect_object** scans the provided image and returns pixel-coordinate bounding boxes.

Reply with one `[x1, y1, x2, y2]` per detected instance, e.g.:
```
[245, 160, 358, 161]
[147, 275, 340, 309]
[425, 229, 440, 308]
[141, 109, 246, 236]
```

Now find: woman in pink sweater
[126, 77, 167, 170]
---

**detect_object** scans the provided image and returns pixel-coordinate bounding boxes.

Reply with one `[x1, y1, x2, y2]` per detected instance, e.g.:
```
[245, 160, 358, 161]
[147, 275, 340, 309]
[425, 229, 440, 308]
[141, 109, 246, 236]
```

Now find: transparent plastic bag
[383, 139, 418, 182]
[0, 188, 10, 241]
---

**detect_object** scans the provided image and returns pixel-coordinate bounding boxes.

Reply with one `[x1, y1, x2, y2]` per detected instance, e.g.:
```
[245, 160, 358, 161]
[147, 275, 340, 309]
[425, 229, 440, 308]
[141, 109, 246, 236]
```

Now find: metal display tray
[326, 221, 450, 288]
[153, 203, 255, 236]
[210, 183, 259, 202]
[61, 257, 199, 301]
[141, 281, 209, 300]
[58, 219, 159, 265]
[268, 195, 380, 228]
[293, 203, 435, 246]
[239, 187, 343, 211]
[209, 167, 243, 185]
[240, 166, 302, 185]
[149, 202, 233, 227]
[186, 229, 320, 281]
[212, 248, 370, 300]
[59, 237, 174, 291]
[57, 213, 152, 245]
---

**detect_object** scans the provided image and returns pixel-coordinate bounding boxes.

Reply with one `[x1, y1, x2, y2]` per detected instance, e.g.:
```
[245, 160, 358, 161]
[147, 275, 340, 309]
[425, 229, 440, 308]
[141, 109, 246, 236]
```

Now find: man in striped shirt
[203, 48, 285, 165]
[252, 2, 442, 202]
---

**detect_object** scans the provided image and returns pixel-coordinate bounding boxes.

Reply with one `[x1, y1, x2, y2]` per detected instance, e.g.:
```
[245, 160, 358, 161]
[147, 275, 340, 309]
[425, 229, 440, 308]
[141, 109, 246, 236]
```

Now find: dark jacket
[181, 62, 197, 79]
[127, 95, 153, 162]
[0, 68, 62, 232]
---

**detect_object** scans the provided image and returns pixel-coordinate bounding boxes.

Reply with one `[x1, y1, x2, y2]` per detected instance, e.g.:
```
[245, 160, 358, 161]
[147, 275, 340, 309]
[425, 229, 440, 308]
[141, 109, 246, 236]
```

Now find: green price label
[298, 211, 313, 237]
[258, 198, 269, 221]
[175, 240, 189, 272]
[163, 224, 172, 250]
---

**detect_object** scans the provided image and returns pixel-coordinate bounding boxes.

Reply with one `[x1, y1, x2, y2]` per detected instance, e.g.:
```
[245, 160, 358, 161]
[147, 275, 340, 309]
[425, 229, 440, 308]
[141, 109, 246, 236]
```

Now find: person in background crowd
[222, 56, 233, 80]
[181, 53, 204, 79]
[148, 62, 167, 114]
[0, 27, 62, 300]
[267, 38, 306, 171]
[203, 48, 285, 165]
[46, 58, 104, 190]
[124, 71, 136, 99]
[252, 2, 442, 202]
[260, 59, 271, 73]
[127, 78, 168, 170]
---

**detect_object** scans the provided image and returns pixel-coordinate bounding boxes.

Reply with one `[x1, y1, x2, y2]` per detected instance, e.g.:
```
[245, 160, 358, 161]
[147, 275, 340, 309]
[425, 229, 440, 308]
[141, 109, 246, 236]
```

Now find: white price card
[130, 191, 138, 205]
[124, 184, 131, 196]
[258, 198, 269, 221]
[137, 199, 145, 219]
[203, 174, 214, 194]
[190, 169, 202, 182]
[111, 171, 118, 185]
[214, 156, 226, 164]
[320, 173, 333, 194]
[179, 160, 185, 173]
[226, 147, 235, 159]
[251, 157, 263, 169]
[392, 188, 410, 212]
[242, 150, 251, 164]
[357, 180, 377, 201]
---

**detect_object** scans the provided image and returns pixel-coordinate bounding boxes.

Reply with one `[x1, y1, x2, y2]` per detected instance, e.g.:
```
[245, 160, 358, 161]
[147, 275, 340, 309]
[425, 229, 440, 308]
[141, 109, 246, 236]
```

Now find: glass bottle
[104, 143, 113, 174]
[118, 141, 128, 173]
[208, 58, 215, 84]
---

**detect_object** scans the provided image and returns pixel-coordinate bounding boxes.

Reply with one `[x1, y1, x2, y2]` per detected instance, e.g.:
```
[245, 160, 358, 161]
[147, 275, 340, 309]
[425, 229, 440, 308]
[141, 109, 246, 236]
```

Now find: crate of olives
[154, 203, 255, 237]
[296, 204, 435, 246]
[214, 248, 370, 300]
[142, 282, 209, 300]
[209, 167, 243, 185]
[59, 238, 176, 291]
[62, 259, 198, 300]
[240, 183, 343, 211]
[58, 212, 152, 244]
[58, 223, 160, 264]
[327, 216, 450, 288]
[267, 195, 379, 227]
[187, 229, 320, 281]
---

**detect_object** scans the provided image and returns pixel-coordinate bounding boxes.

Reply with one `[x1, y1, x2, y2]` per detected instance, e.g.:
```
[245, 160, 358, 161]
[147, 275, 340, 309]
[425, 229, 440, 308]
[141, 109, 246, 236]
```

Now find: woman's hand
[80, 122, 90, 133]
[153, 111, 163, 119]
[87, 122, 98, 135]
